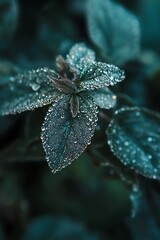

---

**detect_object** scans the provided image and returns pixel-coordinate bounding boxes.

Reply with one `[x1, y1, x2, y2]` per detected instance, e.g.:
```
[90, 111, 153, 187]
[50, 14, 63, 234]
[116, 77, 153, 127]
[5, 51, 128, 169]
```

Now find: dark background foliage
[0, 0, 160, 239]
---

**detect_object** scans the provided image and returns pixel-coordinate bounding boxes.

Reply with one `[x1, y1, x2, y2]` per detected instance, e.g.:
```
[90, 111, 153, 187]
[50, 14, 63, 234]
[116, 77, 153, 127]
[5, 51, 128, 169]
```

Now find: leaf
[66, 43, 95, 72]
[88, 87, 117, 109]
[41, 94, 98, 173]
[0, 68, 61, 115]
[87, 0, 140, 65]
[137, 0, 160, 52]
[79, 62, 125, 90]
[107, 107, 160, 180]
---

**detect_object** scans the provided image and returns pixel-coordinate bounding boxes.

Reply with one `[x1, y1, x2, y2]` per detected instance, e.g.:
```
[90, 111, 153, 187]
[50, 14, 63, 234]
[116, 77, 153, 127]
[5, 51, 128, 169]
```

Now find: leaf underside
[0, 68, 61, 115]
[41, 93, 98, 173]
[107, 107, 160, 180]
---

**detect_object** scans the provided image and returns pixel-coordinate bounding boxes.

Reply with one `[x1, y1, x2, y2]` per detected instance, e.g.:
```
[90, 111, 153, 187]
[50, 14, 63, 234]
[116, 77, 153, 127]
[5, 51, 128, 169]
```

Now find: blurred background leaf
[87, 0, 140, 66]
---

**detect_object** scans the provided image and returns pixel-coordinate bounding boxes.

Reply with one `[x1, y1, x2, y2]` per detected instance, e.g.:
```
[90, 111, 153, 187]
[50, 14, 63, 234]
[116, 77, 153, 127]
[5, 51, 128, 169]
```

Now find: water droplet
[124, 141, 129, 146]
[41, 126, 45, 131]
[31, 83, 40, 91]
[147, 137, 152, 142]
[148, 154, 152, 160]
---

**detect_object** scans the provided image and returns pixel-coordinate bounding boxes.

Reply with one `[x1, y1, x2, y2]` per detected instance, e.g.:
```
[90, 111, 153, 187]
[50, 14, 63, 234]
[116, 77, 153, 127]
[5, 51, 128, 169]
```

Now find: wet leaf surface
[41, 94, 98, 173]
[107, 107, 160, 180]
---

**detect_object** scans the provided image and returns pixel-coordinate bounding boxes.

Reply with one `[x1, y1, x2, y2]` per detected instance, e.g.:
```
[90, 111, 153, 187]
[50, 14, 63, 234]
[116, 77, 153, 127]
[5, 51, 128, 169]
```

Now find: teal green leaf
[66, 43, 95, 72]
[107, 107, 160, 180]
[41, 94, 98, 173]
[79, 62, 125, 90]
[0, 68, 61, 115]
[88, 87, 117, 109]
[87, 0, 140, 65]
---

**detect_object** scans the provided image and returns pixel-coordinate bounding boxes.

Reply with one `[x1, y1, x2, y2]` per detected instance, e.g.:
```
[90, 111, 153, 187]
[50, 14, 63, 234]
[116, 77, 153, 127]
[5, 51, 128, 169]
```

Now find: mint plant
[1, 0, 160, 239]
[0, 43, 124, 173]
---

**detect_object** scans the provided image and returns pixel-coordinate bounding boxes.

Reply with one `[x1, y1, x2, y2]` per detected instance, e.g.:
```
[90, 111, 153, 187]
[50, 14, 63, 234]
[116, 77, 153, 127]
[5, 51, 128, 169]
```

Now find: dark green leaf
[0, 68, 61, 115]
[70, 94, 80, 117]
[79, 62, 125, 90]
[56, 55, 68, 74]
[47, 76, 75, 94]
[87, 0, 140, 65]
[107, 107, 160, 180]
[41, 94, 98, 173]
[88, 87, 117, 109]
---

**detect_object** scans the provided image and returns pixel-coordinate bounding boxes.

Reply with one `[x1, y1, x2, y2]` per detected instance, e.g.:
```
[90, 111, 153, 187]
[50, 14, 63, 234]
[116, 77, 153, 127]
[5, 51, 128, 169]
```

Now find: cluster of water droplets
[89, 87, 117, 109]
[79, 62, 125, 90]
[107, 107, 160, 180]
[66, 43, 95, 72]
[0, 68, 61, 115]
[10, 67, 56, 90]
